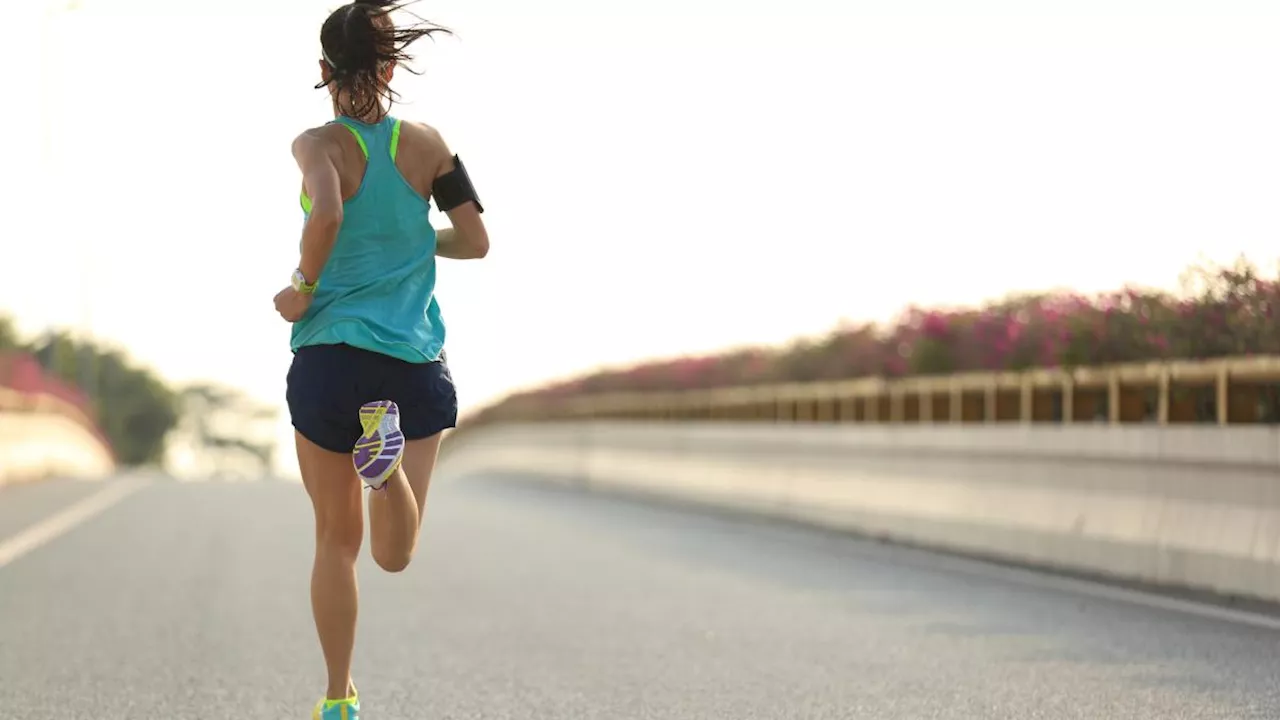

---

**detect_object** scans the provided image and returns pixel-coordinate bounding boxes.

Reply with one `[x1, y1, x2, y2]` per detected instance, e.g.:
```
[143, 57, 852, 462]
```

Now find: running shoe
[354, 400, 405, 489]
[312, 685, 359, 720]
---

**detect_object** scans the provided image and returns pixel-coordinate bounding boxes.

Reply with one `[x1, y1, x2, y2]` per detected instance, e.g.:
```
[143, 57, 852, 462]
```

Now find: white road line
[0, 479, 147, 569]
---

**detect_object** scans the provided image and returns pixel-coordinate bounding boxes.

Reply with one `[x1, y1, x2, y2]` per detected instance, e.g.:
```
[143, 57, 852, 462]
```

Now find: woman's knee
[296, 431, 366, 558]
[317, 510, 364, 559]
[308, 471, 364, 553]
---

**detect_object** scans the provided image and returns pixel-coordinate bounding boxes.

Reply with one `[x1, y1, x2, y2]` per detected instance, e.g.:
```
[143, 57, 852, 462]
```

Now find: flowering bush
[488, 257, 1280, 413]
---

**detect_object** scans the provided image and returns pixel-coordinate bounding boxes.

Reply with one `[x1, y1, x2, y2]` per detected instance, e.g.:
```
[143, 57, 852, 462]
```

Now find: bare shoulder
[398, 119, 455, 173]
[291, 123, 347, 159]
[402, 120, 449, 148]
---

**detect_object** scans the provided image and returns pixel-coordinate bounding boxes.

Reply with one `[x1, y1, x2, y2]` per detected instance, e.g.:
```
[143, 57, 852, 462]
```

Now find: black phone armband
[432, 155, 484, 213]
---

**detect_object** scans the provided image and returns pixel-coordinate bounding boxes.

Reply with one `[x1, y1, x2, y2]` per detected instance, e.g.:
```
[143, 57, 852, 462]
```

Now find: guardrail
[441, 419, 1280, 605]
[472, 355, 1280, 427]
[0, 385, 113, 455]
[0, 351, 114, 455]
[445, 354, 1280, 606]
[0, 377, 116, 485]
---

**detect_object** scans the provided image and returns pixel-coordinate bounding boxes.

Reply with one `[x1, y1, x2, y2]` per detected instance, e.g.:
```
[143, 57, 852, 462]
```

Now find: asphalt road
[2, 471, 1279, 719]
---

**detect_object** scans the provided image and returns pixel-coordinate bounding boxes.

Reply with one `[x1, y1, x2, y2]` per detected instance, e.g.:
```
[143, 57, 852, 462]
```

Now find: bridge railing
[0, 353, 115, 473]
[0, 385, 107, 441]
[472, 355, 1280, 428]
[444, 354, 1280, 607]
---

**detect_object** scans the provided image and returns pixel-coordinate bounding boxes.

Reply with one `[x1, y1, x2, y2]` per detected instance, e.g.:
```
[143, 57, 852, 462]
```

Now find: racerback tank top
[290, 115, 446, 364]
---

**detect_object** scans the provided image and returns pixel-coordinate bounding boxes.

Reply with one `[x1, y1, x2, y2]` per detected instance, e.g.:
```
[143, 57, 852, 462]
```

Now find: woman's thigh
[295, 431, 363, 550]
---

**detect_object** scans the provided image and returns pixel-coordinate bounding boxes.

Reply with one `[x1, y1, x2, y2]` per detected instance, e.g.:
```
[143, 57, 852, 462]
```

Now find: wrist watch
[291, 269, 318, 295]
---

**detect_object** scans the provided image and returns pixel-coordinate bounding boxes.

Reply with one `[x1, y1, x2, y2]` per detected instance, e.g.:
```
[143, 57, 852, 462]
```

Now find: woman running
[273, 2, 488, 717]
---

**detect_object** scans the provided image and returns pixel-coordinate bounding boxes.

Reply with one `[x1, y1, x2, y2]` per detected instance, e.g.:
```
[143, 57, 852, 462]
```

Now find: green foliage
[1, 313, 285, 474]
[24, 330, 180, 466]
[2, 321, 271, 471]
[0, 316, 20, 352]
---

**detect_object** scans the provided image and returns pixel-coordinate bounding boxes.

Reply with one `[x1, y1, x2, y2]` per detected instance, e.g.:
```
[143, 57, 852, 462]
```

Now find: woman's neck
[331, 97, 386, 125]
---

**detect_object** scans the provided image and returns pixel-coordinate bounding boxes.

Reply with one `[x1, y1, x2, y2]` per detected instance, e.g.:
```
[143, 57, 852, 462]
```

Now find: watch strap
[292, 269, 318, 294]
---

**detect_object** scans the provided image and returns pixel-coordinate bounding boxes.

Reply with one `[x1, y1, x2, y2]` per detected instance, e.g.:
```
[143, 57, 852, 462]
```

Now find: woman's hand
[274, 287, 314, 323]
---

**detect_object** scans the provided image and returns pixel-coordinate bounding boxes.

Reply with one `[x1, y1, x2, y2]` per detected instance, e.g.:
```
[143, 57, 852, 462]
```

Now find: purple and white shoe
[354, 400, 405, 489]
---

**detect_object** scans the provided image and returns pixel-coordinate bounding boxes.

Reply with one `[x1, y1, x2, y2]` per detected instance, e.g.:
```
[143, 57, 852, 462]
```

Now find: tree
[2, 314, 279, 471]
[172, 383, 280, 478]
[24, 328, 181, 466]
[0, 316, 20, 352]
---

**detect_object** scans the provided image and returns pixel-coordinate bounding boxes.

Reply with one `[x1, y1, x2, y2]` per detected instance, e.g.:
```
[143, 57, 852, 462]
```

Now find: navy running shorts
[286, 343, 459, 454]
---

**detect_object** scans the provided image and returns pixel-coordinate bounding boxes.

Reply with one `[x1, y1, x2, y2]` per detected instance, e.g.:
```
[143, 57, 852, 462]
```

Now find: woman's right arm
[293, 128, 346, 284]
[435, 222, 487, 259]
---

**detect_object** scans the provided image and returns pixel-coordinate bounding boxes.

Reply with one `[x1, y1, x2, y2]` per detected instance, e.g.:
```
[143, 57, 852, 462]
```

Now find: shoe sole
[353, 400, 405, 489]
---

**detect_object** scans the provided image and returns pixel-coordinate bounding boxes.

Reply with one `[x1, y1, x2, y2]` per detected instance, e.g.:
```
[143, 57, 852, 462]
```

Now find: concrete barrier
[440, 421, 1280, 604]
[0, 410, 116, 486]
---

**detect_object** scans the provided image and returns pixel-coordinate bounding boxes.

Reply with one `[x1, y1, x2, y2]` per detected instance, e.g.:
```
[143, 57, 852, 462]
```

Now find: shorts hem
[291, 419, 355, 455]
[404, 418, 458, 442]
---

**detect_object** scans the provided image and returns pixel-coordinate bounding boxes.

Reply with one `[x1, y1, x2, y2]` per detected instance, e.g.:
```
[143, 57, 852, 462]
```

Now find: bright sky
[5, 0, 1280, 474]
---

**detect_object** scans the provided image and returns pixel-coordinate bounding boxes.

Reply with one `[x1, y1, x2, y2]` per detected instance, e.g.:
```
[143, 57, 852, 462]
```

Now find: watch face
[292, 270, 316, 293]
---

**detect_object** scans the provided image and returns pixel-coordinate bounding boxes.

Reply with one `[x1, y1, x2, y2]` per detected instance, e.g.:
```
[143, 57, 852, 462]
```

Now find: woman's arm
[416, 124, 489, 259]
[293, 129, 345, 284]
[435, 224, 487, 260]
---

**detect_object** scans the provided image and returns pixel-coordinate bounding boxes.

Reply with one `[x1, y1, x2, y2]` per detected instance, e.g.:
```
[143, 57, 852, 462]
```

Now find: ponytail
[316, 0, 451, 120]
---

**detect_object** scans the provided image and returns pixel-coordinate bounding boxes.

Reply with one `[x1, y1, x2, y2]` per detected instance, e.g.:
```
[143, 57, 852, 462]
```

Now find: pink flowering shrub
[484, 258, 1280, 415]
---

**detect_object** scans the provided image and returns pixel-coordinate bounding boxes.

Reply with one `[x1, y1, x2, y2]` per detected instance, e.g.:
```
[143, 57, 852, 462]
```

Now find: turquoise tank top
[290, 115, 446, 364]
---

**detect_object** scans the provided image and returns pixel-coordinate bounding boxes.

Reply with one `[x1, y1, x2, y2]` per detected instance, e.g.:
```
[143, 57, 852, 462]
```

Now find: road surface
[1, 471, 1279, 719]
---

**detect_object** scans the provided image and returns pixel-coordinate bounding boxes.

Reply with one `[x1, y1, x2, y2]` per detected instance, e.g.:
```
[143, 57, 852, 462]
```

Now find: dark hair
[316, 0, 451, 120]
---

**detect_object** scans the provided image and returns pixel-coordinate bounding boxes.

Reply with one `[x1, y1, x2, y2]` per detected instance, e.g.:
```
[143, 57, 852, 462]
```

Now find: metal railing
[474, 355, 1280, 427]
[0, 381, 114, 460]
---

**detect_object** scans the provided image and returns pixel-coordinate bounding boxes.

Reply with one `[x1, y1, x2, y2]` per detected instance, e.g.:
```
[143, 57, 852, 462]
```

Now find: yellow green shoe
[312, 685, 359, 720]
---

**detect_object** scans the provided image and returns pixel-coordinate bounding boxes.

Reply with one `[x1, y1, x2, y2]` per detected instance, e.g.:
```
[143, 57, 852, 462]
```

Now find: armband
[431, 155, 484, 214]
